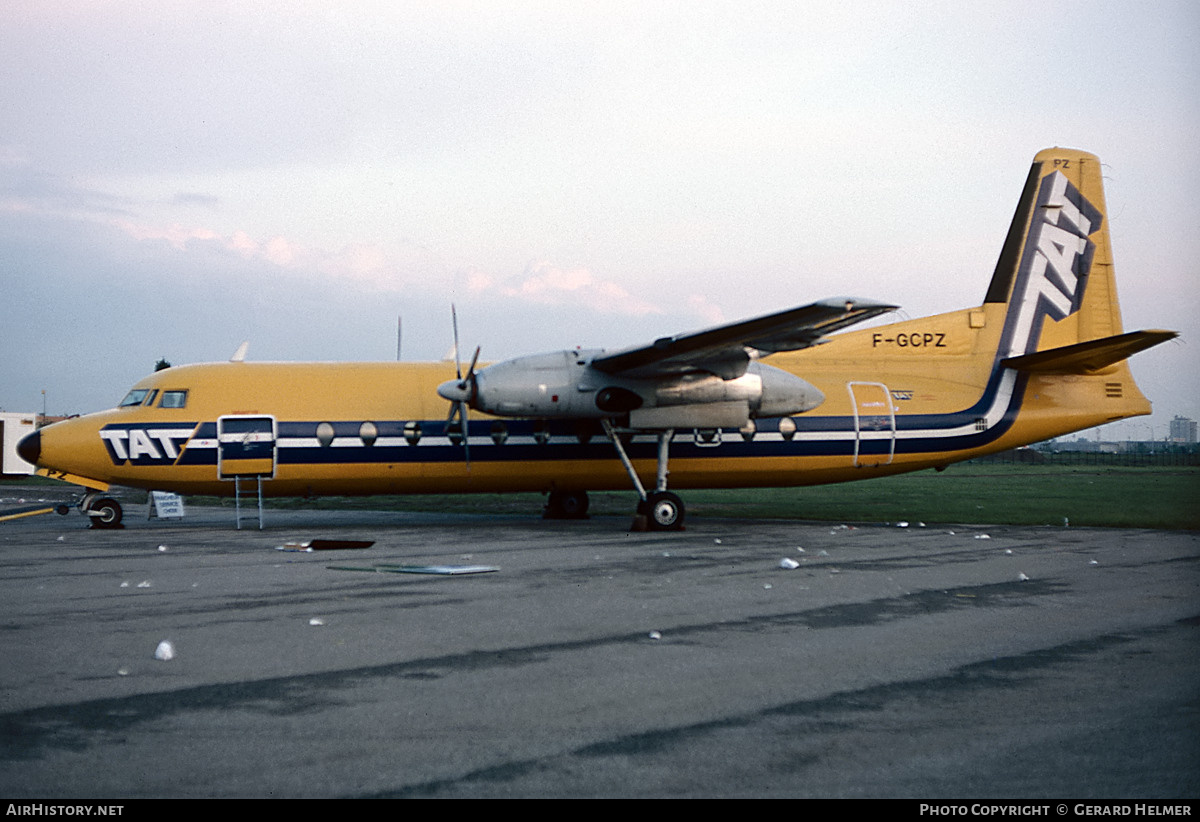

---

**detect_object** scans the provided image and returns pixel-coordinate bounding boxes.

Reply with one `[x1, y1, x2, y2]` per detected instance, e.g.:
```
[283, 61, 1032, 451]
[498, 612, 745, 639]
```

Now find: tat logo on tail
[1001, 170, 1103, 359]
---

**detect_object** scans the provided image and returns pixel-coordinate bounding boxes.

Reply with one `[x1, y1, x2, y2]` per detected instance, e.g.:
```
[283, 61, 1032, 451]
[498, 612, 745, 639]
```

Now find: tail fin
[986, 148, 1128, 360]
[985, 148, 1175, 370]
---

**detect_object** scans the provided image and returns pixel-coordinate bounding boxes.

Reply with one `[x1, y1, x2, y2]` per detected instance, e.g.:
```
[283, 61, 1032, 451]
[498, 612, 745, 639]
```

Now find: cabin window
[316, 422, 335, 447]
[359, 421, 378, 447]
[118, 389, 151, 408]
[574, 420, 600, 445]
[159, 390, 188, 409]
[490, 421, 508, 445]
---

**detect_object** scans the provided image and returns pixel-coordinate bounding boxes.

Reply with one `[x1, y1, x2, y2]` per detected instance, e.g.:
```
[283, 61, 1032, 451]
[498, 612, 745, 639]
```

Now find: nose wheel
[81, 492, 124, 529]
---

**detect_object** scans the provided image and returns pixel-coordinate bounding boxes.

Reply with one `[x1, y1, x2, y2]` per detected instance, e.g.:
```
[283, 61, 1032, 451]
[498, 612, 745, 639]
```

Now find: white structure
[0, 413, 38, 476]
[1169, 415, 1197, 444]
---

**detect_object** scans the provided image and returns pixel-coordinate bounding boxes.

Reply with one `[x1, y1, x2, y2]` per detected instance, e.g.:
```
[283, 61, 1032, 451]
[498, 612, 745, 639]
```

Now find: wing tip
[815, 297, 899, 312]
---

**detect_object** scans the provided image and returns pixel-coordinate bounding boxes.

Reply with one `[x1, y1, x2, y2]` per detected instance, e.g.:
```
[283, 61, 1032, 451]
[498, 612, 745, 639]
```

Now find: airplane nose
[17, 429, 41, 467]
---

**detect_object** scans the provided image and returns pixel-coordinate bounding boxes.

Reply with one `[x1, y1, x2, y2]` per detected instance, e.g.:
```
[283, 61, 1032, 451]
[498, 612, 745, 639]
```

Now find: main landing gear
[543, 489, 590, 520]
[602, 420, 686, 532]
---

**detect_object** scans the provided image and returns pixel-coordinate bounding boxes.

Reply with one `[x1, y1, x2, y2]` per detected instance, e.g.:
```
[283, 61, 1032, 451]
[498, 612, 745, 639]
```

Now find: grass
[675, 464, 1200, 529]
[6, 463, 1198, 529]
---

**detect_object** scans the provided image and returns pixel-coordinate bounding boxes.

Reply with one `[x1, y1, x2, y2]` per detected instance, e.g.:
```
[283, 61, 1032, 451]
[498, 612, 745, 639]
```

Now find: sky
[1, 0, 1197, 441]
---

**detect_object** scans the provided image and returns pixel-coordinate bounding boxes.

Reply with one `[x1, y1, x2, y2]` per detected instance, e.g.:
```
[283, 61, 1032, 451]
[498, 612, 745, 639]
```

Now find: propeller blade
[451, 304, 462, 379]
[463, 345, 481, 391]
[459, 400, 471, 469]
[442, 306, 476, 469]
[442, 395, 469, 467]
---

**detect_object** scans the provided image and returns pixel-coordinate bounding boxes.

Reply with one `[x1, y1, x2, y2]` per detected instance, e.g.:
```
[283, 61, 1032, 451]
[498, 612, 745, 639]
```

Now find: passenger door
[848, 382, 896, 467]
[217, 415, 277, 479]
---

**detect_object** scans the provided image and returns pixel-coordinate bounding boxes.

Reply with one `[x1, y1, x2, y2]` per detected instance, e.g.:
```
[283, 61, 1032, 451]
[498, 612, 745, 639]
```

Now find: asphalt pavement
[0, 493, 1197, 798]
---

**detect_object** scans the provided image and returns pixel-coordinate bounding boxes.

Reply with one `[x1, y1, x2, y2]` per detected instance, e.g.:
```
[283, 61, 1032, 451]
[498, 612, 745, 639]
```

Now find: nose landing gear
[81, 492, 124, 529]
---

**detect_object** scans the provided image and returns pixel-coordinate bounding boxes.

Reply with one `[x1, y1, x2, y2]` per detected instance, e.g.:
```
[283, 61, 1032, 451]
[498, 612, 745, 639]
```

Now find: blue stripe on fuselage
[158, 365, 1027, 468]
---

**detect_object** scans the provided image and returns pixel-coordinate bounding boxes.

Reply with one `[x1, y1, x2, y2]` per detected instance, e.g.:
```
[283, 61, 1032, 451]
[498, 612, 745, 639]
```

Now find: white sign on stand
[150, 491, 186, 519]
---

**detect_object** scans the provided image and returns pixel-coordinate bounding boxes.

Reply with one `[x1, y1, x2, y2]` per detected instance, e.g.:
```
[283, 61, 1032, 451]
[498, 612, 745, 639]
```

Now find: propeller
[437, 305, 480, 466]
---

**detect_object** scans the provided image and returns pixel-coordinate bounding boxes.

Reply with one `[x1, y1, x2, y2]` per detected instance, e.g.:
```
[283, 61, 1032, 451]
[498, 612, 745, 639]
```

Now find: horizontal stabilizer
[1001, 330, 1177, 374]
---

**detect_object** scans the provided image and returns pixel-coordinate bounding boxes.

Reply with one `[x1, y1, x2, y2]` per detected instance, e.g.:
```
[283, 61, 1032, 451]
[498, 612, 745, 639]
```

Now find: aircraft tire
[544, 490, 589, 519]
[644, 491, 685, 531]
[88, 498, 123, 529]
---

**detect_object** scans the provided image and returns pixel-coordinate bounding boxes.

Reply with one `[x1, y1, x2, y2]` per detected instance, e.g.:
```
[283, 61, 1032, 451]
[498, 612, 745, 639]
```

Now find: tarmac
[0, 488, 1197, 799]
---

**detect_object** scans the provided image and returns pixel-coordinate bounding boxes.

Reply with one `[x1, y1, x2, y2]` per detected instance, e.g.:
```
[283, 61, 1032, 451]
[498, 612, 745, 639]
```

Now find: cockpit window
[118, 389, 151, 407]
[159, 390, 188, 409]
[142, 390, 159, 406]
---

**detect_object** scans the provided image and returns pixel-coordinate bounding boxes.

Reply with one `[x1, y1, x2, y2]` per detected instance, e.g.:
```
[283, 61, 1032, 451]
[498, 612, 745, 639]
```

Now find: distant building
[0, 412, 38, 476]
[1169, 416, 1198, 444]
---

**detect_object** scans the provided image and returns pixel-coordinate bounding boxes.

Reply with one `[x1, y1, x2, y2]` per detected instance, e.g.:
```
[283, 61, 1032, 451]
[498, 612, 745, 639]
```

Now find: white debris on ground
[276, 542, 314, 552]
[154, 640, 174, 661]
[309, 618, 324, 626]
[648, 631, 661, 640]
[779, 557, 800, 570]
[1018, 572, 1030, 581]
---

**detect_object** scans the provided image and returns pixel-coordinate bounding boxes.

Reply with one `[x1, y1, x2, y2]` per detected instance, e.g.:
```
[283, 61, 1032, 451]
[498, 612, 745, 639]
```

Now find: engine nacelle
[445, 350, 824, 426]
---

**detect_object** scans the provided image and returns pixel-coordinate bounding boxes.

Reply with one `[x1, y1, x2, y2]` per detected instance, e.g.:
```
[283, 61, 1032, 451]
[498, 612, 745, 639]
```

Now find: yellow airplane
[17, 148, 1176, 530]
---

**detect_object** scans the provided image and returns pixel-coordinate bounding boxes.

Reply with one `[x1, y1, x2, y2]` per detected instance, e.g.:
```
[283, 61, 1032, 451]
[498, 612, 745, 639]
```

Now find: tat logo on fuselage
[100, 424, 198, 465]
[1001, 169, 1103, 359]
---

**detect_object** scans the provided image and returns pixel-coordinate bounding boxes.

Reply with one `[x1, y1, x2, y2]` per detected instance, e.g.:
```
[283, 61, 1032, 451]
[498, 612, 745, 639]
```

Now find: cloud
[687, 294, 726, 325]
[111, 218, 219, 250]
[488, 260, 664, 317]
[3, 177, 401, 293]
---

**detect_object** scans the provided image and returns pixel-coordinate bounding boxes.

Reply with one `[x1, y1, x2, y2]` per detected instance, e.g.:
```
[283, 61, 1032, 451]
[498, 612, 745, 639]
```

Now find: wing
[590, 297, 897, 380]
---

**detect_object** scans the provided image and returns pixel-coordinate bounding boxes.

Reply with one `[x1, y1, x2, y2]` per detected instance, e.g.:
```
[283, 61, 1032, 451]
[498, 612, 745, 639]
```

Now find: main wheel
[88, 498, 123, 529]
[643, 491, 685, 531]
[544, 490, 590, 519]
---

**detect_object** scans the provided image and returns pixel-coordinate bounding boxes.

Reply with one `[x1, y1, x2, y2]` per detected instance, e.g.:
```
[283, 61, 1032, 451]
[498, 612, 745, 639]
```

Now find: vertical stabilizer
[985, 149, 1123, 361]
